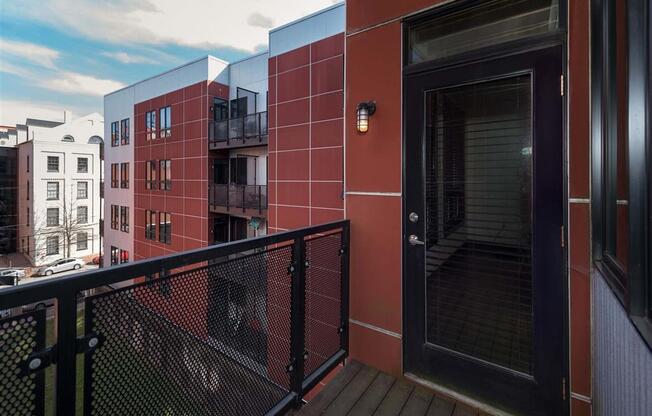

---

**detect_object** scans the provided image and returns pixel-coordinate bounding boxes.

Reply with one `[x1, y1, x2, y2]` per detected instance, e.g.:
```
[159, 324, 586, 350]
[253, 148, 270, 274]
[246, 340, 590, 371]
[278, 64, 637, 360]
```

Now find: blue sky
[0, 0, 338, 126]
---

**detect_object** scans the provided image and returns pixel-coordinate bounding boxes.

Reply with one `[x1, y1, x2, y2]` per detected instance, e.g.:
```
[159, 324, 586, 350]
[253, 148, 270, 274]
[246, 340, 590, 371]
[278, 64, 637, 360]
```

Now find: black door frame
[401, 7, 570, 413]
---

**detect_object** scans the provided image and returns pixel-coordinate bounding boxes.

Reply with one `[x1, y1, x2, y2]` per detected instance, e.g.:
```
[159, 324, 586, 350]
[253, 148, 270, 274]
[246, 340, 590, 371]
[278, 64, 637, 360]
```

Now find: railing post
[290, 236, 307, 404]
[340, 221, 350, 355]
[242, 185, 246, 213]
[258, 185, 262, 213]
[56, 292, 78, 415]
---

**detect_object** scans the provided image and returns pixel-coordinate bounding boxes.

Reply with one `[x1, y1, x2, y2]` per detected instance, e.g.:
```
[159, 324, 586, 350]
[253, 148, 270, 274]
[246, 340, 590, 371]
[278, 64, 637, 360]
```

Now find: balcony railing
[209, 111, 268, 149]
[0, 220, 350, 416]
[209, 184, 267, 214]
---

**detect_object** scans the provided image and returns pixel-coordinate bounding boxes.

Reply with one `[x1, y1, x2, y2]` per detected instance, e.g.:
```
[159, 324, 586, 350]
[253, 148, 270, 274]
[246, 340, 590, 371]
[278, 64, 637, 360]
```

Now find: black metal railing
[209, 184, 267, 213]
[209, 111, 268, 148]
[0, 220, 349, 416]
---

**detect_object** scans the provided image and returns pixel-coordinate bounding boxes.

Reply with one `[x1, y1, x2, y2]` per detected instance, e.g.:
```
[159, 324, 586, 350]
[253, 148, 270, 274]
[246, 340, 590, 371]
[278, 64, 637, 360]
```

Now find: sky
[0, 0, 339, 126]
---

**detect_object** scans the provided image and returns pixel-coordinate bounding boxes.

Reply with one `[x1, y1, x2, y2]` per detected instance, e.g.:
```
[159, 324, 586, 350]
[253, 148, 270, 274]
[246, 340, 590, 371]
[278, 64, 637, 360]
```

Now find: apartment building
[103, 52, 269, 267]
[15, 112, 104, 266]
[0, 147, 17, 254]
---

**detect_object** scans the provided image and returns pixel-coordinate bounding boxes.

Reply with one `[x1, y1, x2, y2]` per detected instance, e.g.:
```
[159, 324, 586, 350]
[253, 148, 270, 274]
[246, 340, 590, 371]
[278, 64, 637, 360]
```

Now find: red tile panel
[312, 119, 343, 148]
[311, 147, 343, 181]
[347, 0, 446, 33]
[277, 66, 310, 103]
[277, 150, 310, 181]
[277, 98, 310, 127]
[571, 398, 592, 416]
[277, 45, 310, 73]
[311, 55, 344, 95]
[311, 33, 344, 62]
[311, 91, 344, 122]
[276, 181, 309, 206]
[310, 182, 343, 209]
[277, 124, 310, 151]
[276, 205, 310, 229]
[350, 322, 402, 377]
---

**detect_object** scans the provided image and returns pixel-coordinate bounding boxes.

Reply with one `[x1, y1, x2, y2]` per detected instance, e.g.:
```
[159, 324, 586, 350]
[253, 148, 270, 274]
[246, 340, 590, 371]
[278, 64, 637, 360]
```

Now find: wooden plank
[426, 396, 456, 416]
[373, 379, 414, 416]
[324, 365, 379, 416]
[299, 360, 363, 416]
[400, 387, 434, 416]
[348, 373, 396, 416]
[452, 403, 478, 416]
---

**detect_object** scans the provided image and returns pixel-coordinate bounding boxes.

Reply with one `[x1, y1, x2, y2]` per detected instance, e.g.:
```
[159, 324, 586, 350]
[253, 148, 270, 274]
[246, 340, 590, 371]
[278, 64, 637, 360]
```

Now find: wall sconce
[356, 101, 376, 134]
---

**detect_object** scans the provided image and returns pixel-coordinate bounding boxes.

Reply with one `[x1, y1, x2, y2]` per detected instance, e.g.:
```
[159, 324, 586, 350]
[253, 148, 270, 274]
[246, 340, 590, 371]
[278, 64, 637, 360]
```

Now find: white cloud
[4, 0, 339, 53]
[0, 99, 92, 126]
[100, 51, 156, 64]
[40, 72, 125, 96]
[247, 12, 274, 29]
[0, 38, 60, 69]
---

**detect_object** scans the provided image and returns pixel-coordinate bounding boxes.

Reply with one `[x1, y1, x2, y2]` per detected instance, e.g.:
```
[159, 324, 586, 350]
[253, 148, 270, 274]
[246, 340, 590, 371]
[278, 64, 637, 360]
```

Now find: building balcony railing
[0, 220, 350, 416]
[209, 184, 267, 215]
[209, 111, 268, 149]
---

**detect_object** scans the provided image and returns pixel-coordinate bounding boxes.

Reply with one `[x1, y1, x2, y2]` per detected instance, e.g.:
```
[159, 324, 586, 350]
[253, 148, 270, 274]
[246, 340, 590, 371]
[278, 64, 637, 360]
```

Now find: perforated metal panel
[84, 245, 294, 416]
[304, 232, 343, 378]
[0, 310, 46, 416]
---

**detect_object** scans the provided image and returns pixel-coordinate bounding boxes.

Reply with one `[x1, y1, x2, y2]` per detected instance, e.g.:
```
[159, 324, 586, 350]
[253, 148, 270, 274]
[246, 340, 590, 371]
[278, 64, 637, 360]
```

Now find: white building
[16, 112, 104, 266]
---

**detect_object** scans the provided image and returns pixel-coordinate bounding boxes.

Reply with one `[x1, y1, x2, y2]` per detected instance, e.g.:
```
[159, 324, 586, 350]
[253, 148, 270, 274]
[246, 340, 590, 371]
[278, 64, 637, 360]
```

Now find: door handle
[408, 235, 425, 246]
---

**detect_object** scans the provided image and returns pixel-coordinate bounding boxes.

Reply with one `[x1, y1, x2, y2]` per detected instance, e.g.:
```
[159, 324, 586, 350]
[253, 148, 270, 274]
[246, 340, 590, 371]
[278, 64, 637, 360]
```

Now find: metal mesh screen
[0, 310, 46, 416]
[84, 245, 293, 416]
[304, 232, 343, 377]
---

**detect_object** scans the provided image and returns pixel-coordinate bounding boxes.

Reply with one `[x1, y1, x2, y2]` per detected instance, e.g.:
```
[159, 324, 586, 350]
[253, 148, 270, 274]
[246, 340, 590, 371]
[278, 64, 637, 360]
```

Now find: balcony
[209, 184, 267, 216]
[0, 221, 349, 415]
[209, 111, 268, 150]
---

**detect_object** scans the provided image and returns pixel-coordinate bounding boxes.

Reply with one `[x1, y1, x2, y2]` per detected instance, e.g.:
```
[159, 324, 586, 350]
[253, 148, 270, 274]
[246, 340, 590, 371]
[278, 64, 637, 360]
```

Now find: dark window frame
[46, 181, 59, 200]
[110, 205, 119, 230]
[146, 110, 157, 141]
[77, 157, 88, 173]
[47, 156, 59, 172]
[77, 232, 88, 251]
[110, 246, 119, 265]
[158, 211, 171, 244]
[46, 236, 59, 256]
[159, 106, 171, 138]
[159, 159, 171, 190]
[145, 209, 156, 240]
[120, 118, 130, 145]
[120, 162, 129, 188]
[111, 163, 119, 188]
[47, 207, 59, 227]
[120, 206, 129, 232]
[77, 206, 88, 224]
[591, 0, 652, 347]
[111, 121, 119, 147]
[77, 181, 88, 199]
[145, 160, 157, 190]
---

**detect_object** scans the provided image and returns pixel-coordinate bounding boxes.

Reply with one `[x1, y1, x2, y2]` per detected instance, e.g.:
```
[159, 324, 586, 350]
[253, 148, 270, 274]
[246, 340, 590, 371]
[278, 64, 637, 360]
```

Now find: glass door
[404, 47, 564, 416]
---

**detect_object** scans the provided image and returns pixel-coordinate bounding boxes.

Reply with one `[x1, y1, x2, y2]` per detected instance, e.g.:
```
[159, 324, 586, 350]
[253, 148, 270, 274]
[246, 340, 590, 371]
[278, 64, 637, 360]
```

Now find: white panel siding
[592, 272, 652, 416]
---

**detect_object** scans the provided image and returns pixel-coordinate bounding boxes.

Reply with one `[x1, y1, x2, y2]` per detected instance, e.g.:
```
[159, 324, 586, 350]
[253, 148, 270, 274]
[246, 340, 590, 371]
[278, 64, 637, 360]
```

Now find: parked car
[35, 258, 85, 276]
[0, 269, 25, 285]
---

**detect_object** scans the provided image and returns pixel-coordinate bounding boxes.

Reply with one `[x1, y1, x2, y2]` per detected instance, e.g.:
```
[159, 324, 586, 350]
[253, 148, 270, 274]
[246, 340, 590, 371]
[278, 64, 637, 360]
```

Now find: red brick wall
[133, 81, 228, 260]
[267, 33, 345, 233]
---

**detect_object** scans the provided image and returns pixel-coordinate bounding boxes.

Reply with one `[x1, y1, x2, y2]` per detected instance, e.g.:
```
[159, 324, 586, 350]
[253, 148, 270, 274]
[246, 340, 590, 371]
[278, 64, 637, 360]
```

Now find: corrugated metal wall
[592, 273, 652, 416]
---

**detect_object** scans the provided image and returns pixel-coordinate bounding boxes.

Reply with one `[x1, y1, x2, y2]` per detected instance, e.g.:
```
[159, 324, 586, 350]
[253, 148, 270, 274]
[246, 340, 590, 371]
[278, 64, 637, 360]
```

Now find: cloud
[3, 0, 338, 53]
[247, 12, 274, 29]
[40, 72, 125, 96]
[101, 51, 156, 64]
[0, 38, 60, 69]
[0, 99, 92, 126]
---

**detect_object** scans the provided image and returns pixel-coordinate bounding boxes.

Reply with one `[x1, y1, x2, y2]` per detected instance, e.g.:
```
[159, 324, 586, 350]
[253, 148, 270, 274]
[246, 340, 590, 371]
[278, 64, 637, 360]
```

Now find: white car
[0, 269, 25, 285]
[36, 258, 85, 276]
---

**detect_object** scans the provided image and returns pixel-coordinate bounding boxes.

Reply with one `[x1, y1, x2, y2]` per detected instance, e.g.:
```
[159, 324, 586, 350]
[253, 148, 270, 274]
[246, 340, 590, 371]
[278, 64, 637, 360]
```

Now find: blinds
[425, 75, 534, 375]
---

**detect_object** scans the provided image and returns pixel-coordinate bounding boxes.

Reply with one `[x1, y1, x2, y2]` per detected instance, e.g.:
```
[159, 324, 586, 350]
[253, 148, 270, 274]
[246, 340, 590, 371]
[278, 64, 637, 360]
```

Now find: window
[77, 232, 88, 251]
[159, 106, 171, 137]
[120, 206, 129, 232]
[27, 155, 29, 172]
[27, 181, 30, 200]
[46, 208, 59, 227]
[214, 98, 229, 121]
[158, 212, 171, 244]
[77, 157, 88, 173]
[159, 159, 171, 190]
[145, 160, 157, 190]
[26, 207, 30, 227]
[146, 110, 157, 140]
[110, 246, 119, 265]
[46, 236, 59, 256]
[111, 163, 119, 188]
[111, 121, 119, 146]
[46, 182, 59, 200]
[592, 0, 652, 346]
[110, 205, 118, 230]
[145, 210, 156, 240]
[77, 206, 88, 224]
[77, 181, 88, 199]
[120, 118, 129, 145]
[47, 156, 59, 172]
[120, 162, 129, 188]
[62, 135, 75, 142]
[119, 249, 129, 264]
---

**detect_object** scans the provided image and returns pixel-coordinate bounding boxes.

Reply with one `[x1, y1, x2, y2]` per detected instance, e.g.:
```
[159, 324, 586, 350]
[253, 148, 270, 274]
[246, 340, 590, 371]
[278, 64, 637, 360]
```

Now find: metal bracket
[339, 246, 347, 256]
[76, 332, 103, 354]
[338, 324, 346, 334]
[19, 346, 56, 376]
[285, 358, 296, 373]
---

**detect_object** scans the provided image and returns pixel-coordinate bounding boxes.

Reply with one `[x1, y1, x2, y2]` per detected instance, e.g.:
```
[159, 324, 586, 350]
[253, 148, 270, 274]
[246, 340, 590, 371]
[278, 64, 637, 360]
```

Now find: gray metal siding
[592, 272, 652, 416]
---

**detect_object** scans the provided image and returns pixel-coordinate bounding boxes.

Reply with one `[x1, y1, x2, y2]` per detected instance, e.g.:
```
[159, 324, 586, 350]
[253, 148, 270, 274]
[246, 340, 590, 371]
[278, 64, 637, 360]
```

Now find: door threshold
[403, 373, 517, 416]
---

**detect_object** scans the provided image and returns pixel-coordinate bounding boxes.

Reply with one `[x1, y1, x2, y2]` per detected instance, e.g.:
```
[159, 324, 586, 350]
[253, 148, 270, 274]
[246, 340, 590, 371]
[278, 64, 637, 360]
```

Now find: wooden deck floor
[296, 361, 484, 416]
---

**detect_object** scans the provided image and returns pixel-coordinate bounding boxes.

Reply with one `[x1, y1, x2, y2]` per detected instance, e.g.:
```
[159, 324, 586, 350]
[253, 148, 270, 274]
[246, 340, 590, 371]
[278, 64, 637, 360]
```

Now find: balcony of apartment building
[209, 88, 268, 150]
[0, 221, 352, 416]
[209, 155, 267, 217]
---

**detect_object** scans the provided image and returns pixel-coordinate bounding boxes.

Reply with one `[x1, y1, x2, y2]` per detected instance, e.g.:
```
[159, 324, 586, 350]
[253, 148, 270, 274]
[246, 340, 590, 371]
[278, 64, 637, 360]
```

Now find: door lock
[408, 212, 419, 223]
[408, 235, 425, 246]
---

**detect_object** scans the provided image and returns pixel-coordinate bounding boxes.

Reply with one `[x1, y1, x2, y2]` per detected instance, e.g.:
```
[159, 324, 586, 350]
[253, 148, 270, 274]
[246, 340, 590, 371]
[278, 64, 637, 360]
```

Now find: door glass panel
[425, 74, 533, 375]
[408, 0, 559, 64]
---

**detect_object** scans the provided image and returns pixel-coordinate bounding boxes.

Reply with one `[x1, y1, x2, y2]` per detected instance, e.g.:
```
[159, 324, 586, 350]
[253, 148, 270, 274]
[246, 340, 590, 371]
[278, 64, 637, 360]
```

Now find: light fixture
[356, 101, 376, 134]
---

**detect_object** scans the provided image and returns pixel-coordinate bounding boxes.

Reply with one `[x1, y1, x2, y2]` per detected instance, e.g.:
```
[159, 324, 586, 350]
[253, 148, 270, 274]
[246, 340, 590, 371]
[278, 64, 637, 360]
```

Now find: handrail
[209, 111, 268, 144]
